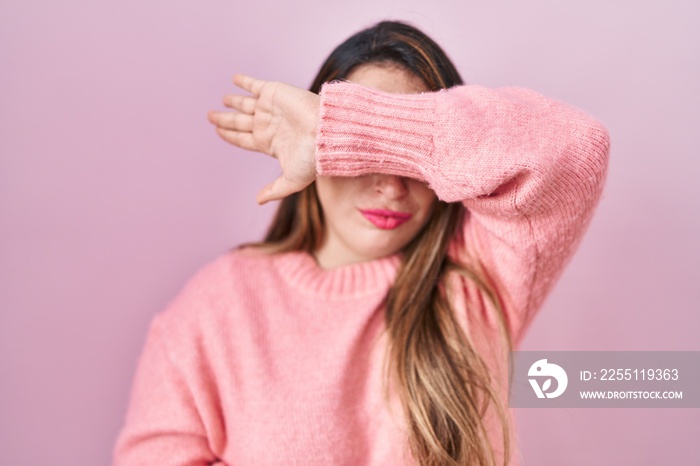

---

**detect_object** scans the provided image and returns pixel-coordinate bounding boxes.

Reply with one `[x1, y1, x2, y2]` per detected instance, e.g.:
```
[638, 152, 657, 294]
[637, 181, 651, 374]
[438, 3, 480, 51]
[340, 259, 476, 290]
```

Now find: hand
[208, 74, 320, 204]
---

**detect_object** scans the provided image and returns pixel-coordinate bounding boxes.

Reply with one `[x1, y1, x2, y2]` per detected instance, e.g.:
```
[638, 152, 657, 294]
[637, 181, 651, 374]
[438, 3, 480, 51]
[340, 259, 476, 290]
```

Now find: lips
[358, 208, 412, 230]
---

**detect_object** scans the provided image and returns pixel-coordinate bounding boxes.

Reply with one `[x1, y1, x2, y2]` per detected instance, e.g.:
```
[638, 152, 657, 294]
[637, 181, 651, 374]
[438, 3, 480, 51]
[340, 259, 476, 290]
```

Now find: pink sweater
[114, 82, 610, 465]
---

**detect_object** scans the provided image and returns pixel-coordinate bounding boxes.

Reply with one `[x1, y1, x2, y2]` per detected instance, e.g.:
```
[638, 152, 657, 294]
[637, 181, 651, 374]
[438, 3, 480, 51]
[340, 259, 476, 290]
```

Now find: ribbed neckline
[272, 250, 402, 299]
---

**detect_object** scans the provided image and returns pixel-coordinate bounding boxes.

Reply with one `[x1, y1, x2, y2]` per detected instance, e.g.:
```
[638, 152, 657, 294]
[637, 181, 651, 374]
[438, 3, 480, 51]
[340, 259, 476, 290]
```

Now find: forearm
[316, 80, 609, 208]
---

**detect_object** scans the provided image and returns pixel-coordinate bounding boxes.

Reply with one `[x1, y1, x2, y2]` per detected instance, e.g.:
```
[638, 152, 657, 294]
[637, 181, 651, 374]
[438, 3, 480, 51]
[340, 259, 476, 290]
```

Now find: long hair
[244, 21, 513, 466]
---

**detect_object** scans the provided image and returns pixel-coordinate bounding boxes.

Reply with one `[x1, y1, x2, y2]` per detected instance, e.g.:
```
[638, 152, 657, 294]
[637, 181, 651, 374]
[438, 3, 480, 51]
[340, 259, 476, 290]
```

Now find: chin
[354, 240, 405, 260]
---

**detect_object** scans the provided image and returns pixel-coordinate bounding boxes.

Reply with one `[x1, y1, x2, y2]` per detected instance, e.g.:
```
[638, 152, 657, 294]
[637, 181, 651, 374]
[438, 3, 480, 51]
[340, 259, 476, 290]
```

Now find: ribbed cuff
[315, 81, 437, 182]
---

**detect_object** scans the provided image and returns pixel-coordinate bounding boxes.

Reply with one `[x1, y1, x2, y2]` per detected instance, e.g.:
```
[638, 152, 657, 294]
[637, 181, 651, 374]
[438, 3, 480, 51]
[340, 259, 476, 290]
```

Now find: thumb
[256, 176, 297, 205]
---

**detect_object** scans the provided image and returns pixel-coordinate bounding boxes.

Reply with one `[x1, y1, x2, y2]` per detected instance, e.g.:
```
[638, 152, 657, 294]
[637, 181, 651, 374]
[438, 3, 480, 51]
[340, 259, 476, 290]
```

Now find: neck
[313, 235, 388, 269]
[313, 245, 366, 269]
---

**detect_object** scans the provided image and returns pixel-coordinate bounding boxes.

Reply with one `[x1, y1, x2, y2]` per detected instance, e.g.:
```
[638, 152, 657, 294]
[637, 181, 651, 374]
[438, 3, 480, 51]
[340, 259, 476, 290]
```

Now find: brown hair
[244, 21, 513, 466]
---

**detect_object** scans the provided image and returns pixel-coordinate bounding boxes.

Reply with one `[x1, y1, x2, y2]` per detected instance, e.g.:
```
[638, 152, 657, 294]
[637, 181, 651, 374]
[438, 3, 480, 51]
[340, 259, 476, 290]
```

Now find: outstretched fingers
[233, 74, 266, 96]
[223, 94, 256, 114]
[215, 127, 257, 152]
[207, 110, 253, 132]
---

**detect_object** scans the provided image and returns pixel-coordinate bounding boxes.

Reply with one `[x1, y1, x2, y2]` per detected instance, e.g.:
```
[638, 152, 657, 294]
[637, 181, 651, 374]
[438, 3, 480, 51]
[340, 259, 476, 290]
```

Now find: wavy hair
[244, 20, 513, 466]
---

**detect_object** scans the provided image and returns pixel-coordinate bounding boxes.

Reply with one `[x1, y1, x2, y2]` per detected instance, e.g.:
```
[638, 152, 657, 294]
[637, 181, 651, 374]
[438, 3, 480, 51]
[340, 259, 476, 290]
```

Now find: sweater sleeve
[315, 81, 610, 345]
[113, 315, 221, 466]
[113, 258, 231, 465]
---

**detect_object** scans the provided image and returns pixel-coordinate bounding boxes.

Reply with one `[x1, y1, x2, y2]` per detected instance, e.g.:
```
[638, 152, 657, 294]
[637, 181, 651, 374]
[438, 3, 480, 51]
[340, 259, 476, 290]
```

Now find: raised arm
[314, 81, 610, 344]
[208, 75, 610, 345]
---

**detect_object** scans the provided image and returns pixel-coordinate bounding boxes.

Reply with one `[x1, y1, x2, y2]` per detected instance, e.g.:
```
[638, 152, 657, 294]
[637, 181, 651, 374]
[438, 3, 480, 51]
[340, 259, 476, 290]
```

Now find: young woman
[114, 21, 609, 466]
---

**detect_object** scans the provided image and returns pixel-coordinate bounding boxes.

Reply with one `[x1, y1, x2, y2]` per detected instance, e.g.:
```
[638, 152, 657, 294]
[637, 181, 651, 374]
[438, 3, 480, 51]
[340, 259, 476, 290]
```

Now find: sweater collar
[272, 250, 401, 299]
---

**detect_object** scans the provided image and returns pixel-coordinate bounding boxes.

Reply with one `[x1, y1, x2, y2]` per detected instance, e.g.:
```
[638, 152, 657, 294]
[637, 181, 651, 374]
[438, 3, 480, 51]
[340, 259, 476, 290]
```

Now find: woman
[114, 21, 609, 466]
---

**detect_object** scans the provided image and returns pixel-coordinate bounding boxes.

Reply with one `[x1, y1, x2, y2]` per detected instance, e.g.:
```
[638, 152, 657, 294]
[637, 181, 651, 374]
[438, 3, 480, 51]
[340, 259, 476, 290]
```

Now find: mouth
[358, 208, 412, 230]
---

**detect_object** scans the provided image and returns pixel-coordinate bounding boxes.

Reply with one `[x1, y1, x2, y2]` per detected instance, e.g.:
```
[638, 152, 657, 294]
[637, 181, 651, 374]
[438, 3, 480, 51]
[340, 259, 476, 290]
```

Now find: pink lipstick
[359, 209, 412, 230]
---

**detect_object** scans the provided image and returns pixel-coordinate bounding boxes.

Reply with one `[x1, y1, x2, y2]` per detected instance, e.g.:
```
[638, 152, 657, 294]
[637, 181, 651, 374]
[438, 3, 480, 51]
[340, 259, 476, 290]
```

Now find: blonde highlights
[383, 200, 513, 465]
[244, 21, 514, 465]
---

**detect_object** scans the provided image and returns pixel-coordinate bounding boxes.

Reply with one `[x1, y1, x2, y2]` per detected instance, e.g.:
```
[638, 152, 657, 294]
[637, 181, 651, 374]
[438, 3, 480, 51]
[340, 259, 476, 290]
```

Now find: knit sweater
[114, 81, 610, 465]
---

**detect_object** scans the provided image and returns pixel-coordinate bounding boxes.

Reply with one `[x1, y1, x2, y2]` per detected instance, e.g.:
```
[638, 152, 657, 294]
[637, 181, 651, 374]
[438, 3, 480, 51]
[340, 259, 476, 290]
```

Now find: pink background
[1, 1, 698, 464]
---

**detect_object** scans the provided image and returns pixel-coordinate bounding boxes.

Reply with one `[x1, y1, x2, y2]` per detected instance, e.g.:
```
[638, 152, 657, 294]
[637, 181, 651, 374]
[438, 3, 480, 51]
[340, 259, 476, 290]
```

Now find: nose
[372, 174, 408, 199]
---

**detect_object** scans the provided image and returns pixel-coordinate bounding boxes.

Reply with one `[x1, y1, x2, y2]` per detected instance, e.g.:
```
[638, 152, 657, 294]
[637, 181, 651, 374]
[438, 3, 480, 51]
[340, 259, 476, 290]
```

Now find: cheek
[314, 177, 369, 212]
[314, 179, 360, 238]
[409, 183, 438, 223]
